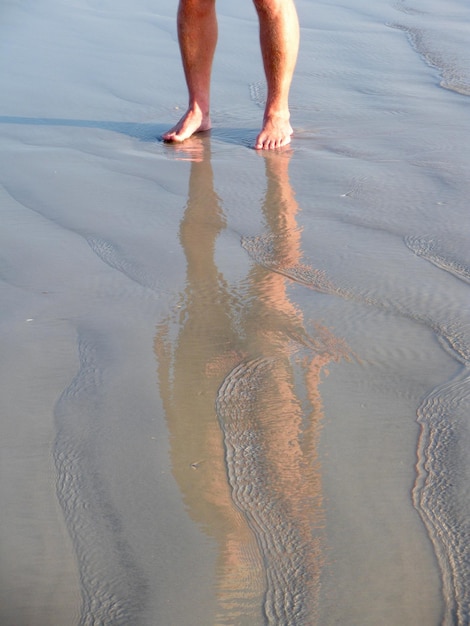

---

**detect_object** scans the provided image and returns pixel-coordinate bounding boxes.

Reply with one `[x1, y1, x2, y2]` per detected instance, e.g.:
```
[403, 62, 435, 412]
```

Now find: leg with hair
[253, 0, 299, 150]
[163, 0, 217, 142]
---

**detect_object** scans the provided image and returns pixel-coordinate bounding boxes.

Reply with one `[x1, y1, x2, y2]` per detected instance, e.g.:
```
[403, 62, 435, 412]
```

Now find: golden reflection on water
[155, 139, 348, 625]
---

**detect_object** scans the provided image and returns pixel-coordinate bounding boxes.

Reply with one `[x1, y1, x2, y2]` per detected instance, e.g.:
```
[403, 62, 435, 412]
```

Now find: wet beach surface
[1, 0, 469, 624]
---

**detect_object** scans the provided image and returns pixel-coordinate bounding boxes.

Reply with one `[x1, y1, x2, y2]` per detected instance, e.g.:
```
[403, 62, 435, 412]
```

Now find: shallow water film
[1, 0, 469, 624]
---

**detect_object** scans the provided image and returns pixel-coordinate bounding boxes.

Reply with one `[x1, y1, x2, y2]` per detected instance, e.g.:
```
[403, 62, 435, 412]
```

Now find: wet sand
[1, 0, 469, 624]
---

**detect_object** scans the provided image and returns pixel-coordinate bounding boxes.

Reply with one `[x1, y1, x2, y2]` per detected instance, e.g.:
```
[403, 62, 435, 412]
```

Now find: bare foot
[162, 107, 211, 143]
[255, 113, 293, 150]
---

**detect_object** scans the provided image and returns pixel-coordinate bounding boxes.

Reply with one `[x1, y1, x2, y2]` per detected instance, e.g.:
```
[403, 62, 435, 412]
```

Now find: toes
[255, 135, 291, 150]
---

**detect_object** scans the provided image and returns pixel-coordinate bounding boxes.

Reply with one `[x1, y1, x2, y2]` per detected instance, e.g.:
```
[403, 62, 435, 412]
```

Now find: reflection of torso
[155, 145, 348, 625]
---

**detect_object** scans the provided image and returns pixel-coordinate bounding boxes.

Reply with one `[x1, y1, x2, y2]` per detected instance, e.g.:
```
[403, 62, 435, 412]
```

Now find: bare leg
[162, 0, 217, 143]
[253, 0, 300, 150]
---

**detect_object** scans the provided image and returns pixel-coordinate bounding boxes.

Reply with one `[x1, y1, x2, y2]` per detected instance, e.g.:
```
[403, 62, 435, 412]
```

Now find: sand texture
[1, 0, 469, 624]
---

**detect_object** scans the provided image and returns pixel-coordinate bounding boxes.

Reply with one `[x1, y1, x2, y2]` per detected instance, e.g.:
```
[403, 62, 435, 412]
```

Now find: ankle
[264, 109, 290, 124]
[188, 99, 210, 119]
[264, 101, 290, 119]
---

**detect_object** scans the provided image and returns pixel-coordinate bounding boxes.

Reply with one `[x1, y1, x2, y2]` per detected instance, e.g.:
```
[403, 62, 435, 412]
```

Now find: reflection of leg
[216, 356, 320, 624]
[163, 0, 217, 143]
[253, 0, 299, 150]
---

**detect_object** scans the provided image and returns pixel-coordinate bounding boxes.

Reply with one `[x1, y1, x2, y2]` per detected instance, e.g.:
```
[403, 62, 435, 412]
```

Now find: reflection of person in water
[155, 140, 348, 624]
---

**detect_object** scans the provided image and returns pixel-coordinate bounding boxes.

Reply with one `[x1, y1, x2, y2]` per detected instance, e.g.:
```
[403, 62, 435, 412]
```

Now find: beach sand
[1, 0, 469, 624]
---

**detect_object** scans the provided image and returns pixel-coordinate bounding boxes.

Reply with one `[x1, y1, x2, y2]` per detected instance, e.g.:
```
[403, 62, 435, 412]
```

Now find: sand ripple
[243, 226, 470, 623]
[216, 356, 322, 625]
[54, 333, 147, 625]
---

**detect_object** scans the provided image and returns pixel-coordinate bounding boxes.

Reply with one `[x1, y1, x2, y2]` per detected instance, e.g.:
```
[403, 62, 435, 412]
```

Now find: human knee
[179, 0, 215, 12]
[252, 0, 285, 16]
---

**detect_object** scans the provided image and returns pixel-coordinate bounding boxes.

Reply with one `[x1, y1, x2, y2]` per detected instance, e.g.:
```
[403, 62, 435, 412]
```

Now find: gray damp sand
[1, 0, 470, 625]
